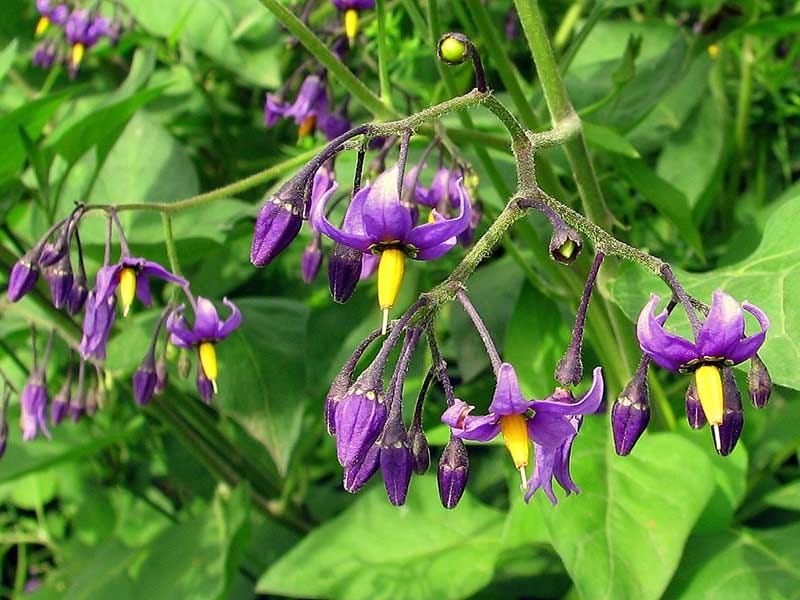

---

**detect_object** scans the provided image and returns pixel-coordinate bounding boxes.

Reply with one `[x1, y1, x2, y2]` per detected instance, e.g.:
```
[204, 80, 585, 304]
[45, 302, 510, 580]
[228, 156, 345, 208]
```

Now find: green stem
[161, 214, 182, 276]
[376, 0, 393, 107]
[513, 0, 616, 229]
[255, 0, 397, 120]
[554, 0, 587, 50]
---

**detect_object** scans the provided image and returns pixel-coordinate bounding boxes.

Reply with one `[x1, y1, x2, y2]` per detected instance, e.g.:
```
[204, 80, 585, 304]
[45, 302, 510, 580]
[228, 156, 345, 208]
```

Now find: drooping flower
[35, 0, 69, 35]
[167, 297, 242, 398]
[312, 165, 470, 327]
[331, 0, 376, 42]
[637, 290, 769, 452]
[63, 10, 110, 76]
[442, 364, 604, 503]
[265, 75, 350, 140]
[21, 380, 50, 441]
[94, 256, 186, 317]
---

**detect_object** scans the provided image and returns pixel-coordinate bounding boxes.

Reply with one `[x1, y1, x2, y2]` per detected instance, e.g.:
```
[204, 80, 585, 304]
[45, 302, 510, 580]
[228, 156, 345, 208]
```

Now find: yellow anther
[708, 44, 719, 59]
[427, 211, 437, 224]
[694, 365, 724, 426]
[499, 414, 530, 469]
[344, 8, 359, 42]
[71, 43, 85, 68]
[198, 342, 219, 394]
[35, 17, 50, 36]
[378, 248, 405, 334]
[119, 267, 137, 317]
[298, 114, 317, 137]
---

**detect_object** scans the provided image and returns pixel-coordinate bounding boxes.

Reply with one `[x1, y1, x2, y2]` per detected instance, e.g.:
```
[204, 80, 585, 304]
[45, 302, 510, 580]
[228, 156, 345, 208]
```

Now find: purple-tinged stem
[455, 289, 501, 375]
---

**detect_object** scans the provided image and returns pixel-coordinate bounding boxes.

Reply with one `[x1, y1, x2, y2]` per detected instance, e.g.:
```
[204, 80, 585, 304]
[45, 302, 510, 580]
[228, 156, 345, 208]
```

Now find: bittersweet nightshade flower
[637, 289, 769, 450]
[79, 291, 116, 360]
[32, 41, 57, 68]
[95, 256, 186, 318]
[611, 361, 650, 456]
[168, 297, 242, 398]
[331, 0, 375, 42]
[265, 75, 349, 140]
[35, 0, 68, 35]
[438, 436, 469, 509]
[21, 381, 49, 441]
[524, 414, 582, 505]
[312, 165, 470, 328]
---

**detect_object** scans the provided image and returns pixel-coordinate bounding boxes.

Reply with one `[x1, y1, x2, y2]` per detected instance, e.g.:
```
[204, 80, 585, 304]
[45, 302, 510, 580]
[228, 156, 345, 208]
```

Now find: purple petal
[264, 93, 288, 127]
[311, 183, 373, 250]
[319, 111, 351, 141]
[553, 426, 581, 494]
[135, 274, 152, 306]
[94, 264, 122, 302]
[285, 75, 327, 124]
[166, 305, 196, 348]
[531, 367, 605, 415]
[360, 252, 379, 279]
[524, 445, 558, 505]
[218, 298, 242, 338]
[696, 290, 746, 359]
[527, 413, 577, 448]
[487, 363, 532, 416]
[636, 294, 698, 371]
[727, 301, 770, 364]
[441, 399, 500, 442]
[415, 235, 457, 261]
[136, 258, 187, 286]
[193, 297, 221, 340]
[361, 166, 414, 243]
[405, 177, 471, 251]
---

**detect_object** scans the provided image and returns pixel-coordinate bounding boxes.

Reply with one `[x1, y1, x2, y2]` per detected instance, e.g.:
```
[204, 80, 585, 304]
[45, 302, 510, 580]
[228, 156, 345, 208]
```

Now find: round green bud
[438, 33, 471, 65]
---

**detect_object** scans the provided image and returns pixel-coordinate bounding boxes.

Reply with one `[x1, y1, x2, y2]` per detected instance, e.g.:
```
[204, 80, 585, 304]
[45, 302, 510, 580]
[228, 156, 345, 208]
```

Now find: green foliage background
[0, 0, 799, 598]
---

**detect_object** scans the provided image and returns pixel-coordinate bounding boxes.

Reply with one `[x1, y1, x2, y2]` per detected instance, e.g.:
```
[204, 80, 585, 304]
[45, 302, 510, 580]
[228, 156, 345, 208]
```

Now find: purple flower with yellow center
[637, 289, 769, 451]
[63, 10, 108, 76]
[95, 256, 186, 318]
[312, 164, 470, 331]
[167, 297, 242, 398]
[331, 0, 375, 42]
[265, 75, 349, 141]
[35, 0, 69, 35]
[442, 363, 604, 500]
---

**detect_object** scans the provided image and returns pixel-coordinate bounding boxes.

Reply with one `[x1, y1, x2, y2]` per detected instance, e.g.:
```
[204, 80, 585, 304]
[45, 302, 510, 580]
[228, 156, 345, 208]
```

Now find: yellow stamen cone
[298, 114, 317, 137]
[71, 43, 85, 68]
[119, 267, 137, 317]
[344, 8, 359, 42]
[378, 248, 405, 308]
[499, 414, 530, 470]
[198, 342, 219, 394]
[35, 17, 50, 36]
[694, 365, 724, 426]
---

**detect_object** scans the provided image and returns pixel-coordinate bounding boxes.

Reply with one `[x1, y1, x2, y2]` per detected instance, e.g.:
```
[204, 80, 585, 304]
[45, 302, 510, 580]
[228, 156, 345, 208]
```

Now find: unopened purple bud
[197, 369, 214, 403]
[50, 374, 72, 426]
[21, 381, 50, 441]
[154, 357, 168, 394]
[549, 225, 583, 265]
[250, 177, 307, 267]
[747, 354, 771, 408]
[380, 419, 413, 506]
[343, 442, 380, 493]
[51, 4, 68, 24]
[133, 352, 158, 406]
[301, 240, 323, 283]
[69, 394, 85, 423]
[67, 276, 88, 315]
[611, 372, 650, 456]
[328, 243, 362, 303]
[408, 421, 430, 475]
[7, 255, 40, 302]
[43, 254, 73, 309]
[334, 383, 387, 468]
[325, 374, 349, 436]
[716, 370, 744, 456]
[685, 379, 706, 430]
[438, 437, 469, 509]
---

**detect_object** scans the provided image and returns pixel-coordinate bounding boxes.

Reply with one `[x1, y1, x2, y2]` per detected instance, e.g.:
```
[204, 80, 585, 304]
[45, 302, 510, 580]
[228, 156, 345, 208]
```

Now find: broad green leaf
[216, 298, 310, 475]
[0, 89, 74, 185]
[763, 480, 800, 511]
[257, 476, 505, 600]
[612, 156, 705, 259]
[664, 523, 800, 598]
[611, 194, 800, 390]
[529, 416, 715, 600]
[584, 121, 641, 158]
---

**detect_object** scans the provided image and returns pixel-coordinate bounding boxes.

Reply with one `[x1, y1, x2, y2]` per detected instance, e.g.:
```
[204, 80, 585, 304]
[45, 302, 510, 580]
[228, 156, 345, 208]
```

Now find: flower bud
[43, 252, 74, 310]
[67, 272, 88, 315]
[747, 354, 771, 408]
[438, 437, 469, 509]
[334, 380, 388, 468]
[380, 418, 413, 506]
[611, 372, 650, 456]
[250, 176, 307, 267]
[50, 373, 72, 426]
[7, 253, 40, 302]
[154, 356, 168, 395]
[21, 381, 50, 441]
[437, 33, 471, 65]
[549, 225, 583, 265]
[177, 349, 192, 379]
[328, 243, 363, 303]
[301, 240, 323, 283]
[133, 352, 158, 406]
[408, 420, 430, 475]
[715, 369, 744, 456]
[685, 379, 706, 430]
[343, 442, 380, 493]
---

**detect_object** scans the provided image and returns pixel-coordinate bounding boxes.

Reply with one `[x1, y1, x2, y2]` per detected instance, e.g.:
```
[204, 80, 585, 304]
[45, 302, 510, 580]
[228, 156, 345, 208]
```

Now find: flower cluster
[31, 0, 129, 77]
[3, 204, 242, 455]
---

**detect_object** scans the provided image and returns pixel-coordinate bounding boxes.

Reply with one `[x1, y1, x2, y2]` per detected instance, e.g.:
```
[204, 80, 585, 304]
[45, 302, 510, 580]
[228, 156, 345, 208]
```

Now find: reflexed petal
[553, 424, 581, 494]
[488, 363, 532, 416]
[524, 445, 558, 505]
[405, 178, 471, 250]
[362, 167, 413, 242]
[135, 275, 152, 306]
[441, 399, 500, 442]
[696, 290, 746, 359]
[285, 75, 326, 123]
[166, 305, 196, 348]
[636, 294, 698, 371]
[726, 301, 770, 364]
[94, 264, 122, 301]
[531, 367, 605, 415]
[136, 259, 187, 286]
[218, 298, 243, 338]
[527, 413, 577, 448]
[193, 297, 221, 340]
[311, 183, 373, 250]
[415, 237, 456, 260]
[264, 93, 288, 127]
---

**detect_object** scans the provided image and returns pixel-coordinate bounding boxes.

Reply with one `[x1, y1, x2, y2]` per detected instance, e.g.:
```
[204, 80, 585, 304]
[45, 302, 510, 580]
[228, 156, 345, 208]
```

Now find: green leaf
[612, 155, 705, 260]
[257, 476, 505, 600]
[610, 194, 800, 390]
[0, 38, 18, 84]
[0, 89, 75, 186]
[763, 480, 800, 511]
[665, 523, 800, 598]
[737, 14, 800, 37]
[216, 298, 310, 475]
[584, 121, 641, 158]
[529, 416, 715, 600]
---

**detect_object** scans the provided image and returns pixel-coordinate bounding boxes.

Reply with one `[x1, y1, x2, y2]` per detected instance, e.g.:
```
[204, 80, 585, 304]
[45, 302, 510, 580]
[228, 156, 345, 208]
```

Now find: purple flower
[167, 297, 242, 399]
[331, 0, 375, 41]
[64, 10, 109, 76]
[312, 165, 470, 319]
[32, 42, 57, 68]
[442, 364, 604, 502]
[50, 371, 72, 426]
[264, 75, 347, 140]
[331, 0, 375, 8]
[78, 291, 116, 360]
[637, 290, 769, 449]
[95, 256, 186, 317]
[35, 0, 68, 34]
[21, 380, 50, 441]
